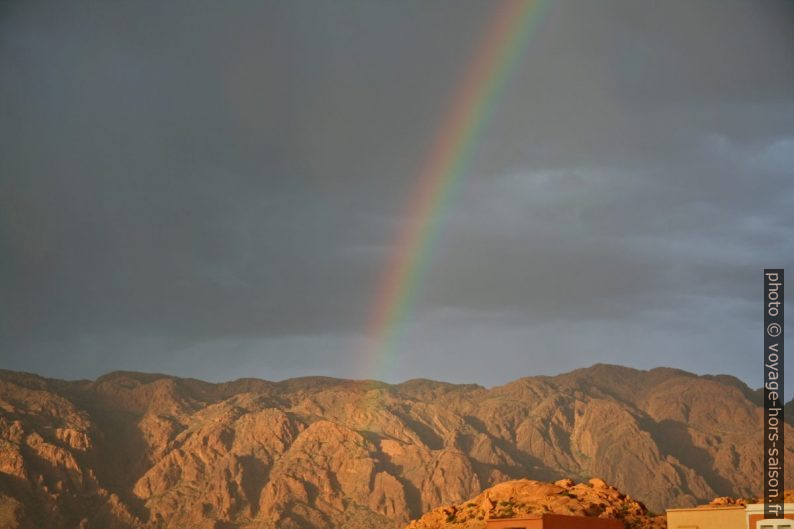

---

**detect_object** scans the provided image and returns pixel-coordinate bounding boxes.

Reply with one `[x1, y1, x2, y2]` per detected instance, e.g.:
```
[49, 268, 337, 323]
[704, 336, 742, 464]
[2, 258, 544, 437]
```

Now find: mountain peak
[0, 365, 785, 528]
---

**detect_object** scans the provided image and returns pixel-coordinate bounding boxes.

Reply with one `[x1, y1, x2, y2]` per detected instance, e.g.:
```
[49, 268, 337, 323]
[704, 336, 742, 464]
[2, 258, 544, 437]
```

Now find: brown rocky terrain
[0, 364, 790, 528]
[403, 478, 666, 529]
[405, 482, 794, 529]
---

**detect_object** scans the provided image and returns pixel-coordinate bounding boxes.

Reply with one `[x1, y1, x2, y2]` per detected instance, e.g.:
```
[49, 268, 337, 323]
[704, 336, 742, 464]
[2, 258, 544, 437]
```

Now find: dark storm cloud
[0, 1, 486, 337]
[1, 1, 792, 393]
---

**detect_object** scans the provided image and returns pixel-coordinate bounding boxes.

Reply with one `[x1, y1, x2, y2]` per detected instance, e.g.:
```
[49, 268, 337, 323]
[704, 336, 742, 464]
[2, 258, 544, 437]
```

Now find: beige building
[746, 503, 794, 529]
[666, 505, 746, 529]
[667, 503, 794, 529]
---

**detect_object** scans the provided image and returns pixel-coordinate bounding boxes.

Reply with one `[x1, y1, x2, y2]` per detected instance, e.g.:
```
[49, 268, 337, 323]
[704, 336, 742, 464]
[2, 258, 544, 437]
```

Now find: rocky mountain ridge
[404, 478, 666, 529]
[0, 364, 790, 528]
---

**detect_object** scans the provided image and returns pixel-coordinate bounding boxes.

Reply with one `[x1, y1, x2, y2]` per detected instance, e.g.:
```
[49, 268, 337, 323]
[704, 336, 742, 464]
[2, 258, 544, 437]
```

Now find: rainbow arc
[361, 0, 548, 382]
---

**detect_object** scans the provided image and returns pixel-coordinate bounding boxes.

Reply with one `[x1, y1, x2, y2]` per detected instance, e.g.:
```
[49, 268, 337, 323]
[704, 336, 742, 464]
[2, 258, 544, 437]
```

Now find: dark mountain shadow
[642, 417, 734, 496]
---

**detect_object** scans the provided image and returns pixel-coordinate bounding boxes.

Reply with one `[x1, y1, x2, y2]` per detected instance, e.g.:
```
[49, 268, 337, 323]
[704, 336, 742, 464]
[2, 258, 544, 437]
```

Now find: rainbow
[361, 0, 548, 379]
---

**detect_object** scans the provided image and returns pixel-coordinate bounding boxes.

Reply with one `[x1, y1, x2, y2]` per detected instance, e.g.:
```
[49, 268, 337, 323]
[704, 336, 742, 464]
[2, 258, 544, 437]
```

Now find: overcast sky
[1, 1, 792, 396]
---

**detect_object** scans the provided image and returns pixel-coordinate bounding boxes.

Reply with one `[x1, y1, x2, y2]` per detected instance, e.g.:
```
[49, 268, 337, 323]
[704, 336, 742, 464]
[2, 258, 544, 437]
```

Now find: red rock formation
[403, 478, 667, 529]
[0, 364, 790, 528]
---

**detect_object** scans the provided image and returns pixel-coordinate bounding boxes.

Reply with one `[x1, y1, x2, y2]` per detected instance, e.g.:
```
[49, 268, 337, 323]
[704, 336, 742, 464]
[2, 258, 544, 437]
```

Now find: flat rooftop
[666, 505, 746, 512]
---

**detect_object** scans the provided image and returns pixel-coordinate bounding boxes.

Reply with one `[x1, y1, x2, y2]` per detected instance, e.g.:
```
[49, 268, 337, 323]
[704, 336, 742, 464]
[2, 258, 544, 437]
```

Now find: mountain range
[0, 364, 790, 528]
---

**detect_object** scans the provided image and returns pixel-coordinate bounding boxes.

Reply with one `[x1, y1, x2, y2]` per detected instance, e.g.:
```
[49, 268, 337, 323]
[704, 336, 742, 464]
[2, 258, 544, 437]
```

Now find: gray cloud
[1, 0, 792, 396]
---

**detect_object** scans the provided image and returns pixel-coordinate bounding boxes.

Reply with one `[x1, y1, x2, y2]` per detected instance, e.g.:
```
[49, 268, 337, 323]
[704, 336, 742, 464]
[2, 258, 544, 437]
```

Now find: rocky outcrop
[0, 364, 790, 528]
[403, 478, 667, 529]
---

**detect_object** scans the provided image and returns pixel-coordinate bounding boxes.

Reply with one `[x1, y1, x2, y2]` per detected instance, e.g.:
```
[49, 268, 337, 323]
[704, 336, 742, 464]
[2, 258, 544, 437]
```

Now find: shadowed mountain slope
[0, 364, 788, 528]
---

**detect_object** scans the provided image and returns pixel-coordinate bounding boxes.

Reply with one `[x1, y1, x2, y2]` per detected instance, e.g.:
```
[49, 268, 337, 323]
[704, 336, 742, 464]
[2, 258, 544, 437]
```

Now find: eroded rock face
[0, 365, 790, 528]
[404, 478, 667, 529]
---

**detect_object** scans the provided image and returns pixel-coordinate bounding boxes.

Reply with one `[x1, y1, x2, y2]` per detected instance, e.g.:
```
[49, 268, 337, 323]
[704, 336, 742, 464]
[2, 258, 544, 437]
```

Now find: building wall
[485, 514, 624, 529]
[666, 507, 746, 529]
[747, 513, 794, 528]
[485, 518, 543, 529]
[542, 514, 625, 529]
